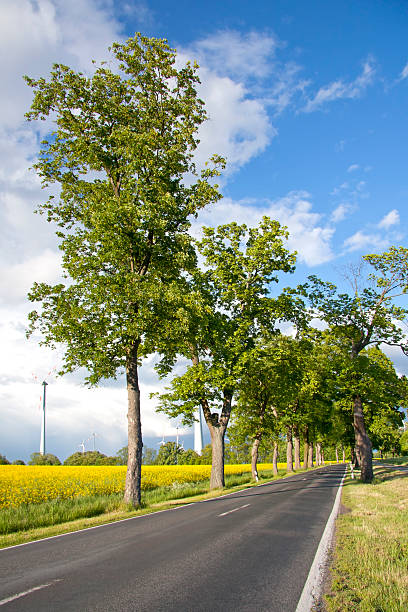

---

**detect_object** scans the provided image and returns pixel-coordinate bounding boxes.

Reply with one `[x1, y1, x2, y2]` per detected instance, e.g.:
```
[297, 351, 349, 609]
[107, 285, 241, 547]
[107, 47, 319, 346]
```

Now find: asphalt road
[0, 464, 345, 612]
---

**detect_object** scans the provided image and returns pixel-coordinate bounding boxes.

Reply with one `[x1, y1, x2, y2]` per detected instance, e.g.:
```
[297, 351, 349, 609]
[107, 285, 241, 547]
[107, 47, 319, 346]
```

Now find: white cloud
[343, 230, 389, 253]
[0, 249, 62, 304]
[378, 209, 400, 229]
[303, 58, 376, 113]
[331, 203, 352, 223]
[347, 164, 359, 173]
[330, 177, 369, 202]
[195, 68, 274, 172]
[195, 191, 335, 266]
[192, 30, 278, 80]
[0, 0, 124, 130]
[399, 62, 408, 81]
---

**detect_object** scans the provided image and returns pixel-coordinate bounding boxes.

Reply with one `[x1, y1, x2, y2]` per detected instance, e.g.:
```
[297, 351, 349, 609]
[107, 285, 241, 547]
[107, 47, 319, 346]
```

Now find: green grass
[0, 467, 310, 548]
[325, 461, 408, 612]
[375, 455, 408, 466]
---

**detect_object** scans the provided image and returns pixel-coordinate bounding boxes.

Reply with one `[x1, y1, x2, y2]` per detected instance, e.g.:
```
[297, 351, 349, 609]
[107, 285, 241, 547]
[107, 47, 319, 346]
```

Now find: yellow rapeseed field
[0, 463, 286, 509]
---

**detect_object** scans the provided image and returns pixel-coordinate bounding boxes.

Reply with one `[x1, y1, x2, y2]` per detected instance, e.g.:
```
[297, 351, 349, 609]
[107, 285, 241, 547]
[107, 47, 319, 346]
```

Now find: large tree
[156, 218, 296, 488]
[303, 247, 408, 481]
[25, 34, 224, 506]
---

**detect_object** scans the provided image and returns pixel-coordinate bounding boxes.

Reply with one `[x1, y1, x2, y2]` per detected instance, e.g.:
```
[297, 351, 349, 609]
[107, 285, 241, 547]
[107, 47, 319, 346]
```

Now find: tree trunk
[321, 448, 325, 465]
[353, 394, 373, 482]
[308, 443, 313, 467]
[251, 402, 266, 481]
[272, 441, 279, 476]
[286, 427, 293, 472]
[355, 445, 362, 468]
[335, 447, 339, 463]
[293, 426, 301, 470]
[351, 446, 358, 468]
[202, 391, 232, 490]
[209, 425, 225, 489]
[251, 437, 261, 481]
[342, 445, 346, 463]
[303, 426, 309, 469]
[316, 442, 321, 466]
[124, 341, 143, 507]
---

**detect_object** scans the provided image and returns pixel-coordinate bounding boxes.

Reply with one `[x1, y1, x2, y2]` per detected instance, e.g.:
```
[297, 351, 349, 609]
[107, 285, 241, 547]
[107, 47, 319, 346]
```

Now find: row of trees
[25, 33, 408, 506]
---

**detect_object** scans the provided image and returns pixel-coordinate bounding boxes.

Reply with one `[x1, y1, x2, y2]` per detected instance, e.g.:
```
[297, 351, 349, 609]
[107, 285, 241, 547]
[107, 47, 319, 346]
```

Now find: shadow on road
[202, 468, 346, 503]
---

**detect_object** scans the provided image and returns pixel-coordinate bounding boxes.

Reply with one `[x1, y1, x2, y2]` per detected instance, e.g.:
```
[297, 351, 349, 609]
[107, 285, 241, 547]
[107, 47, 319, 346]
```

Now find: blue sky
[0, 0, 407, 462]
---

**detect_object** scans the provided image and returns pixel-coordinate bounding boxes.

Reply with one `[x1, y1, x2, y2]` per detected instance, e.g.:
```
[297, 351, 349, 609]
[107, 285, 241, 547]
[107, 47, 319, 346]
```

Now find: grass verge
[325, 461, 408, 612]
[0, 466, 318, 549]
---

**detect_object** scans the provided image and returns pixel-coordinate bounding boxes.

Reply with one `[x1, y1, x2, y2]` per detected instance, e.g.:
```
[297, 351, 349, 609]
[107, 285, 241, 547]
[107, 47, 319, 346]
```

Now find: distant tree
[24, 33, 224, 507]
[303, 247, 408, 482]
[12, 459, 26, 465]
[198, 444, 212, 465]
[0, 454, 10, 465]
[116, 446, 128, 465]
[177, 448, 200, 464]
[156, 442, 184, 465]
[224, 441, 250, 464]
[142, 447, 158, 465]
[64, 451, 119, 465]
[29, 452, 61, 465]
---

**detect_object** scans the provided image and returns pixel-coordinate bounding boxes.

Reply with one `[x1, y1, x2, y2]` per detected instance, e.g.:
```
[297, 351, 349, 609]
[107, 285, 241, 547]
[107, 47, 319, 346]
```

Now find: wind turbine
[39, 381, 48, 456]
[87, 432, 99, 451]
[78, 440, 86, 454]
[158, 434, 166, 447]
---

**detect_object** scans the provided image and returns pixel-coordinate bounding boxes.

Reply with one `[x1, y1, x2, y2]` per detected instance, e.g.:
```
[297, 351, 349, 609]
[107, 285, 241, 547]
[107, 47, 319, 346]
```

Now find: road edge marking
[0, 579, 62, 606]
[295, 466, 346, 612]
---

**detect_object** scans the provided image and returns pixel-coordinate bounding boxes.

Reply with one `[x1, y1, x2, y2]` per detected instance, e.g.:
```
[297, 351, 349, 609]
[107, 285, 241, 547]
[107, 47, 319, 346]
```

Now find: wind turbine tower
[194, 408, 203, 455]
[39, 381, 48, 455]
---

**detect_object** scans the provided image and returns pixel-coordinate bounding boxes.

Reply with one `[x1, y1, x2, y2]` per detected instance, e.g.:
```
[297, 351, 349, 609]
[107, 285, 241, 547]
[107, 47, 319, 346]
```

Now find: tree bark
[351, 446, 358, 468]
[321, 448, 325, 465]
[251, 402, 267, 481]
[342, 445, 346, 463]
[293, 426, 301, 470]
[209, 424, 225, 488]
[251, 437, 261, 481]
[351, 343, 374, 482]
[272, 441, 279, 476]
[335, 447, 339, 463]
[303, 426, 309, 469]
[353, 394, 373, 482]
[202, 391, 232, 490]
[316, 442, 321, 466]
[286, 427, 293, 472]
[308, 443, 314, 467]
[124, 340, 143, 506]
[190, 347, 231, 490]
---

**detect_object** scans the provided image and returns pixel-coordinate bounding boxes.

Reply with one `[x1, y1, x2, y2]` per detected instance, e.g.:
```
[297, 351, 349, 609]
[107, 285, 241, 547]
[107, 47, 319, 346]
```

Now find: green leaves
[25, 33, 224, 385]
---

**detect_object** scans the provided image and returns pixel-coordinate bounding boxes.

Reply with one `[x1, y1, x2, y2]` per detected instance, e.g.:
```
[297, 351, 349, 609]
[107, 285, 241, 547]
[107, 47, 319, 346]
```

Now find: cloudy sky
[1, 0, 407, 462]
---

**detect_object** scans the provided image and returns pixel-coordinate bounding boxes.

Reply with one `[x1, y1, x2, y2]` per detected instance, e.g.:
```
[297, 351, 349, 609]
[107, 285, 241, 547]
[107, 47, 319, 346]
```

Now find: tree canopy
[25, 33, 224, 506]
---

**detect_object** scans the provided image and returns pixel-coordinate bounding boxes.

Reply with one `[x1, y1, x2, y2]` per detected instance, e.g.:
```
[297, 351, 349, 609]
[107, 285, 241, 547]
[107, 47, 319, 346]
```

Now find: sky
[1, 0, 408, 462]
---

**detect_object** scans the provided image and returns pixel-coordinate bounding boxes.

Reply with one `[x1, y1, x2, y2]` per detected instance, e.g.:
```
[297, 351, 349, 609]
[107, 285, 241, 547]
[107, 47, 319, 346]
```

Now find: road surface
[0, 464, 345, 611]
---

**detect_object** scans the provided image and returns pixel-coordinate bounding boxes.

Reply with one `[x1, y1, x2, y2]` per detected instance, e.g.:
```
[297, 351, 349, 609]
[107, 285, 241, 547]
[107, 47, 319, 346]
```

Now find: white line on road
[0, 579, 62, 606]
[218, 503, 250, 517]
[295, 467, 346, 612]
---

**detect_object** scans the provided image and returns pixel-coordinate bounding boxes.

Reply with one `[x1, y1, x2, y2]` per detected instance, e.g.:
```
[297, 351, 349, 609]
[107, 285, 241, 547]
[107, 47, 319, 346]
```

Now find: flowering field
[0, 463, 286, 509]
